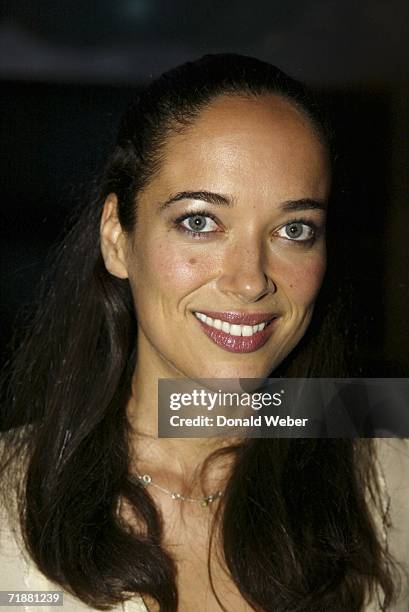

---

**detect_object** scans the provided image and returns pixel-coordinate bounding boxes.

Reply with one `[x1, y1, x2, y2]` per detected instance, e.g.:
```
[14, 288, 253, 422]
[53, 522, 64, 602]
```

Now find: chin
[185, 359, 280, 383]
[177, 363, 278, 397]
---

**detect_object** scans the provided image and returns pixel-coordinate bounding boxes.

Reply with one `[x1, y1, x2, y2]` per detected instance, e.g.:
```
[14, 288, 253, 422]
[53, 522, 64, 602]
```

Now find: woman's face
[121, 94, 330, 380]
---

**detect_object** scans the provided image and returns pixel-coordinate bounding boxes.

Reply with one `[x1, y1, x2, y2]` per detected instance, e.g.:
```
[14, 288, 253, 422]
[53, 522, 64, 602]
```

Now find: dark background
[1, 1, 408, 374]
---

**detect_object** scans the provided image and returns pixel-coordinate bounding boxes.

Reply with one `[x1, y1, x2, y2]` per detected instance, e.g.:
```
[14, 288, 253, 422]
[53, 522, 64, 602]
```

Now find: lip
[193, 310, 276, 325]
[192, 312, 278, 353]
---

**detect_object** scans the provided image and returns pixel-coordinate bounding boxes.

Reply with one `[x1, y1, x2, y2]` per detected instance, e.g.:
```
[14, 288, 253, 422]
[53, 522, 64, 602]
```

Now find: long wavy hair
[0, 54, 400, 611]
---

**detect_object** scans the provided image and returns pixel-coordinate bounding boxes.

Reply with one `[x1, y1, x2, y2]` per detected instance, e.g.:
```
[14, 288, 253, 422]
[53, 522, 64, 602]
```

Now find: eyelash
[173, 210, 320, 243]
[277, 217, 320, 243]
[173, 209, 221, 239]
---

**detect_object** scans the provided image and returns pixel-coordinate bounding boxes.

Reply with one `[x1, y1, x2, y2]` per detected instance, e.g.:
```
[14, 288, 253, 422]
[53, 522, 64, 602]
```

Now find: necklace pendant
[200, 499, 209, 507]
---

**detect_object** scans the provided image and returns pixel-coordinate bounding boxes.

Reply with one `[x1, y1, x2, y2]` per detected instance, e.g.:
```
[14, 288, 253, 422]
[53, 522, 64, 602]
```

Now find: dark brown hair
[0, 54, 399, 611]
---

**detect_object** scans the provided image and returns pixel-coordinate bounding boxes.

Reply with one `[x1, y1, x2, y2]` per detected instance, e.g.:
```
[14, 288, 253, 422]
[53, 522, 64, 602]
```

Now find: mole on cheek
[189, 258, 197, 265]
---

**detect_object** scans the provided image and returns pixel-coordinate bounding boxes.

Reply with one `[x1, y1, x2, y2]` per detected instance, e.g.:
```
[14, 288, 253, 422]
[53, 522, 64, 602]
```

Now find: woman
[0, 54, 408, 611]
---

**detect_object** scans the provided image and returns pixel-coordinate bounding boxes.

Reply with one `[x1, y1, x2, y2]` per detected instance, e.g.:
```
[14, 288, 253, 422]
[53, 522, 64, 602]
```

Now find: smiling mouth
[194, 311, 274, 337]
[192, 310, 277, 353]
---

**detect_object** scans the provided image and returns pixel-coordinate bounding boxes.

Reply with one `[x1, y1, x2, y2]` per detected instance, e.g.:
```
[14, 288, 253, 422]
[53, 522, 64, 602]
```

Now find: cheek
[282, 255, 326, 306]
[138, 241, 217, 293]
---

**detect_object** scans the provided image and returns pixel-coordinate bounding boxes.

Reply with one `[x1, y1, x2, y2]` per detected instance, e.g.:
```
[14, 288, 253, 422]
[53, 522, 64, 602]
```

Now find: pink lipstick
[195, 310, 275, 325]
[192, 311, 277, 353]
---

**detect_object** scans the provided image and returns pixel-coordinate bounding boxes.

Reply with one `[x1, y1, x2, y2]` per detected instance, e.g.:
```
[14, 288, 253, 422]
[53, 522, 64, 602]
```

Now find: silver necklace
[134, 472, 223, 507]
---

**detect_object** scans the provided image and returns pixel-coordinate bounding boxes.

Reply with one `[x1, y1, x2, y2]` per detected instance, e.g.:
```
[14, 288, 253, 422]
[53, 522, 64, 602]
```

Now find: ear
[100, 194, 129, 279]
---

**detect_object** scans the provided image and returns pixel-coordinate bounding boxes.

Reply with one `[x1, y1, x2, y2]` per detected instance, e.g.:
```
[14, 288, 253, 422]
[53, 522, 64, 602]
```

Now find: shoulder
[373, 438, 409, 611]
[0, 431, 148, 612]
[0, 511, 147, 611]
[374, 438, 409, 529]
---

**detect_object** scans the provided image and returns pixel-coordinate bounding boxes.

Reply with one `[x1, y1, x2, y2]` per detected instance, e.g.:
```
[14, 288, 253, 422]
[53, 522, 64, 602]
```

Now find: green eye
[180, 214, 218, 233]
[187, 215, 211, 231]
[278, 222, 315, 241]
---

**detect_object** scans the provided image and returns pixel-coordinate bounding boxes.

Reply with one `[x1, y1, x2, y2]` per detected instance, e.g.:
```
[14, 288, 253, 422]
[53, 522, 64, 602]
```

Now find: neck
[126, 357, 239, 497]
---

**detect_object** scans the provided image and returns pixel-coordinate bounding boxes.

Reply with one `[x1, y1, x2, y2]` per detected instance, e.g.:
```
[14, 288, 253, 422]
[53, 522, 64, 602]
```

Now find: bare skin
[100, 93, 331, 610]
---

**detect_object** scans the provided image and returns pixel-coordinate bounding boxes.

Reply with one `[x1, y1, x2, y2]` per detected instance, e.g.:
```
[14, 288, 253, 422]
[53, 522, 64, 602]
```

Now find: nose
[216, 238, 276, 303]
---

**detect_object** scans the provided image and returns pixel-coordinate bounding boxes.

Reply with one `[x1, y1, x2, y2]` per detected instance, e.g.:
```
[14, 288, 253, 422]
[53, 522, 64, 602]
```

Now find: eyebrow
[158, 190, 326, 212]
[281, 198, 327, 212]
[159, 190, 233, 210]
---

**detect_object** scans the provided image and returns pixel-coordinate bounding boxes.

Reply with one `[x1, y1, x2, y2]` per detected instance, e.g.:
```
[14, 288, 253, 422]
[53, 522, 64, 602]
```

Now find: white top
[0, 511, 148, 612]
[0, 439, 408, 611]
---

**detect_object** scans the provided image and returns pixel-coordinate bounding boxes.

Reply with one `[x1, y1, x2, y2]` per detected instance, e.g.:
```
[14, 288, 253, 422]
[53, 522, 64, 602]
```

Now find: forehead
[148, 94, 330, 201]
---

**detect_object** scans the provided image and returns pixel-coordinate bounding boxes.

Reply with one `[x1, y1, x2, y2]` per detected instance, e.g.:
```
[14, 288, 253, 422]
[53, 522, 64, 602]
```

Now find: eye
[177, 213, 220, 235]
[277, 221, 316, 242]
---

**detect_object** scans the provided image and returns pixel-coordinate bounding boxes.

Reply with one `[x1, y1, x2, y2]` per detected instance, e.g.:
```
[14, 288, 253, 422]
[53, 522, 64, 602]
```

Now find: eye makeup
[172, 209, 223, 239]
[171, 208, 325, 245]
[274, 216, 325, 246]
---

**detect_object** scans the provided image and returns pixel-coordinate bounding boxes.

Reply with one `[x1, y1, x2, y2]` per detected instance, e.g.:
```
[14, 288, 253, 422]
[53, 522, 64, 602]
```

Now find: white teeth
[194, 312, 271, 337]
[230, 324, 242, 336]
[221, 321, 230, 333]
